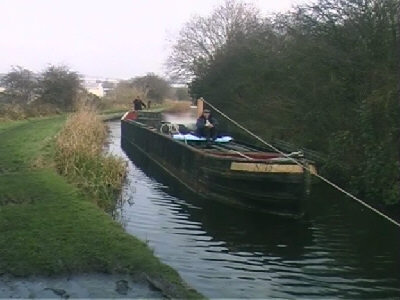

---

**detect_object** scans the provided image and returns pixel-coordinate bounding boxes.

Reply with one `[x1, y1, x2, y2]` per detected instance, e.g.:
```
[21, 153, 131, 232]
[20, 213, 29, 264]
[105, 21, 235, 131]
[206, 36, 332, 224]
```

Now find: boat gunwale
[123, 119, 304, 165]
[200, 166, 306, 181]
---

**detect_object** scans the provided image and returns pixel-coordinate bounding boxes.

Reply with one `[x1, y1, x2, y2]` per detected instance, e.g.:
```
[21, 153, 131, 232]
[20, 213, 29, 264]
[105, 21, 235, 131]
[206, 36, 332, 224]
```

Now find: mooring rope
[202, 99, 400, 228]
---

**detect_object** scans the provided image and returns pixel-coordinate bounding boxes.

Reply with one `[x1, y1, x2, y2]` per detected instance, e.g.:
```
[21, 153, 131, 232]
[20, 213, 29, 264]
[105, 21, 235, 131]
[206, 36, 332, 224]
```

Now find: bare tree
[166, 0, 260, 82]
[131, 73, 171, 102]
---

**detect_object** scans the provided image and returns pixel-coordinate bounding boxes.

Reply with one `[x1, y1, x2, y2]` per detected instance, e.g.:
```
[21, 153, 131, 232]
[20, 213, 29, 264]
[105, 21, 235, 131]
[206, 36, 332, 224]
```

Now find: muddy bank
[0, 273, 162, 299]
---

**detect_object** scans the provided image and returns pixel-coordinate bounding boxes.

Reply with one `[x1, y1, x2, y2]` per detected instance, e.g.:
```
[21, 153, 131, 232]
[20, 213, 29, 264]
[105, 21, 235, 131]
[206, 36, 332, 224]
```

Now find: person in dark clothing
[133, 96, 147, 111]
[196, 109, 218, 141]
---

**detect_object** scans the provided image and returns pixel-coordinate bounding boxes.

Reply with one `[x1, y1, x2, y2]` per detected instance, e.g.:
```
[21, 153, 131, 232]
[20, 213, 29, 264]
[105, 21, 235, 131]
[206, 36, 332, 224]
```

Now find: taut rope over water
[202, 99, 400, 228]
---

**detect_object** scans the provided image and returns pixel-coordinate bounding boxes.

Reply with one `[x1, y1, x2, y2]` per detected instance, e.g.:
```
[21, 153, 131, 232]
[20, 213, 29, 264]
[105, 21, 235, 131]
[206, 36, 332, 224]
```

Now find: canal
[106, 118, 400, 299]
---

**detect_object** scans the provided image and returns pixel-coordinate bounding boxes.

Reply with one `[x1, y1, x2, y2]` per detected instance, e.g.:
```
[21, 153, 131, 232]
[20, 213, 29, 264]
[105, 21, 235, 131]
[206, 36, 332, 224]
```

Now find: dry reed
[163, 99, 191, 113]
[55, 109, 127, 211]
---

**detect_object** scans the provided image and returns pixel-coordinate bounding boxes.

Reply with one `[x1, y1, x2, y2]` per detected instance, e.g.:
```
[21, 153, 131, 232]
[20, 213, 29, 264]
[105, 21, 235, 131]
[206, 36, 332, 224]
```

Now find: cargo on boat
[121, 110, 317, 218]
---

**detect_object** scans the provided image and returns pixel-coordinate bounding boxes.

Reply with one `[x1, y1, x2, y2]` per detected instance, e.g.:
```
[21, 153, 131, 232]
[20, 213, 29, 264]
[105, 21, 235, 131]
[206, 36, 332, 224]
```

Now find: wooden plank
[230, 162, 304, 173]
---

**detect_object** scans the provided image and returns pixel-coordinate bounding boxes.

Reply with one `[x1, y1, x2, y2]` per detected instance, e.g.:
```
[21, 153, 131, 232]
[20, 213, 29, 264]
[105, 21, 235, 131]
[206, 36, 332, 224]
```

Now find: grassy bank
[0, 116, 201, 298]
[99, 99, 191, 115]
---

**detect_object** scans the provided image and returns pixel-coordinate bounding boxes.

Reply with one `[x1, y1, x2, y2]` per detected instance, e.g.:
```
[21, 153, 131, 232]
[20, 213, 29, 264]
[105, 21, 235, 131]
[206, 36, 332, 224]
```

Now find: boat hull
[121, 119, 311, 217]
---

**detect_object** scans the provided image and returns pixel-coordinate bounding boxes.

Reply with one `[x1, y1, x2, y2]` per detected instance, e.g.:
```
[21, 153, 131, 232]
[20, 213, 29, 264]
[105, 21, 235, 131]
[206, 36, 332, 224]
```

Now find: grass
[99, 98, 191, 115]
[0, 116, 66, 173]
[0, 103, 63, 121]
[0, 115, 202, 298]
[99, 108, 129, 115]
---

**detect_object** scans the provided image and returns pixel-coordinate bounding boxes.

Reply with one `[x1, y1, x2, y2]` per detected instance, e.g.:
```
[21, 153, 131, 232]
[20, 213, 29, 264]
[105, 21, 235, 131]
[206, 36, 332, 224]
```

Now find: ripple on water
[106, 120, 400, 299]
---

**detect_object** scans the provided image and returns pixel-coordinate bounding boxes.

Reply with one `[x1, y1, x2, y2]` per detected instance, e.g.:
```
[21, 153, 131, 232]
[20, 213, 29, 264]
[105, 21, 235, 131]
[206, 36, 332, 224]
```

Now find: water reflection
[108, 120, 400, 299]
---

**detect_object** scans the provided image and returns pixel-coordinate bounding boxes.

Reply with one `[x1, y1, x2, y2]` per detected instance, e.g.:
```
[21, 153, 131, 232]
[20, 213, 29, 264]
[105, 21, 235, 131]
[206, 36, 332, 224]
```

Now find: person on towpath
[133, 96, 147, 111]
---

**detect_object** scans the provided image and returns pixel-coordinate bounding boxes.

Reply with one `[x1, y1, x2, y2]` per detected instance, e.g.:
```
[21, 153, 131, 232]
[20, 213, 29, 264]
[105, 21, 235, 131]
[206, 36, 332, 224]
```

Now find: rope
[230, 149, 254, 160]
[202, 99, 400, 228]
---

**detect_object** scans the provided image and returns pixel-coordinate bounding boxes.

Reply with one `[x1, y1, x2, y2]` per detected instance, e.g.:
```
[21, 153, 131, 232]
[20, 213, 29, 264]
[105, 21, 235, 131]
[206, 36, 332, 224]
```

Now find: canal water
[106, 118, 400, 299]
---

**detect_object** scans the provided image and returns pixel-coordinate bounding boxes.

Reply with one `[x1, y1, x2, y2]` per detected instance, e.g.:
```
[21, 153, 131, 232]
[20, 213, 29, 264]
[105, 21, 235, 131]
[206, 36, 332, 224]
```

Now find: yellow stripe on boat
[308, 165, 317, 175]
[230, 162, 304, 173]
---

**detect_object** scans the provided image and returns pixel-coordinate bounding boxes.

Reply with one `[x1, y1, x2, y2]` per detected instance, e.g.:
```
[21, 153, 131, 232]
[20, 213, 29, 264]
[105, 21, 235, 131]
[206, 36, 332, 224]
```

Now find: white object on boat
[172, 133, 233, 143]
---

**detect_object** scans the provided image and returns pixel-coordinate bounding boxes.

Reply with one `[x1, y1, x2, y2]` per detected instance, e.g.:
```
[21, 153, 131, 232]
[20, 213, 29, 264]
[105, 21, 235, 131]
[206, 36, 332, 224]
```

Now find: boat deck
[185, 140, 284, 161]
[129, 114, 301, 163]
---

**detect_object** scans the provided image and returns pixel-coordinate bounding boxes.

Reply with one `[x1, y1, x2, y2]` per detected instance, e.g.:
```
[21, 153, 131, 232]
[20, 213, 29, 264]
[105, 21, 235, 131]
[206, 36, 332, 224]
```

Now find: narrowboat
[121, 110, 317, 218]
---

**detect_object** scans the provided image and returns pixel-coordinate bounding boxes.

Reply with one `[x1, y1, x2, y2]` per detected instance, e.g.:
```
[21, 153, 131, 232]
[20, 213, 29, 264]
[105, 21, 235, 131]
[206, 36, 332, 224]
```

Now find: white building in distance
[83, 77, 120, 98]
[84, 81, 104, 98]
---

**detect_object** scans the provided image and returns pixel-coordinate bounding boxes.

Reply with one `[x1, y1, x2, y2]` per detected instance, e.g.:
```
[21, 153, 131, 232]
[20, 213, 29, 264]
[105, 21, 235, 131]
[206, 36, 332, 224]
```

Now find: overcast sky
[0, 0, 309, 79]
